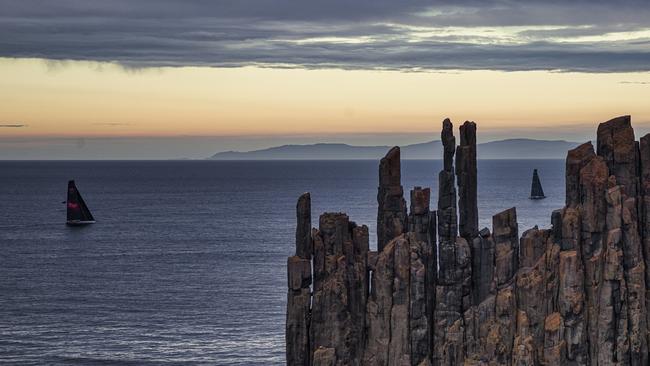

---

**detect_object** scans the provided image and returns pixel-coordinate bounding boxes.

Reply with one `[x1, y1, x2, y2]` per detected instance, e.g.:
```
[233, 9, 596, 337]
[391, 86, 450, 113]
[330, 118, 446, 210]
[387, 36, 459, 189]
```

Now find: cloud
[0, 124, 27, 128]
[0, 0, 649, 72]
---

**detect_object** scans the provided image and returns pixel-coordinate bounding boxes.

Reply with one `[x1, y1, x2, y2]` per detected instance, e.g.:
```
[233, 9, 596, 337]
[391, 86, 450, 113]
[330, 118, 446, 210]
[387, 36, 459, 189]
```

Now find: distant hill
[209, 139, 581, 160]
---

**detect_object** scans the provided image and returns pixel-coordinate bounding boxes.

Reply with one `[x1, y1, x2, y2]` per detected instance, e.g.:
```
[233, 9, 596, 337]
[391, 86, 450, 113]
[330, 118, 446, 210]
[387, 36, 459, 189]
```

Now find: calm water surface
[0, 160, 564, 365]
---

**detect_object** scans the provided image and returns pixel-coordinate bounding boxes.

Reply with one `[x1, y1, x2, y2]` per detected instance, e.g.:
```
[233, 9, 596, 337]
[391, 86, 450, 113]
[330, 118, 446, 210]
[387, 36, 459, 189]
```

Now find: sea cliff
[286, 115, 650, 366]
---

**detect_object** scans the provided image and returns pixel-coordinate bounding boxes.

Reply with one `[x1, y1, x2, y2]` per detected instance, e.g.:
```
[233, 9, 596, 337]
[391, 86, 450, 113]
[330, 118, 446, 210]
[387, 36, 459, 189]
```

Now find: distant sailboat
[66, 180, 96, 225]
[529, 169, 546, 199]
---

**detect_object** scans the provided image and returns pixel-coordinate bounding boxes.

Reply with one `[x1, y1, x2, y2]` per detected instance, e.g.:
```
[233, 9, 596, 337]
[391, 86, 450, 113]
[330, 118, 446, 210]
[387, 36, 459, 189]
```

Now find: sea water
[0, 160, 564, 365]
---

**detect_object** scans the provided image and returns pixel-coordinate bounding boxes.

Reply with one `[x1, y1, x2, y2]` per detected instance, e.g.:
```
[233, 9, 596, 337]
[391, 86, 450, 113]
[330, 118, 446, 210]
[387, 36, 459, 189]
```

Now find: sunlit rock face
[286, 115, 650, 366]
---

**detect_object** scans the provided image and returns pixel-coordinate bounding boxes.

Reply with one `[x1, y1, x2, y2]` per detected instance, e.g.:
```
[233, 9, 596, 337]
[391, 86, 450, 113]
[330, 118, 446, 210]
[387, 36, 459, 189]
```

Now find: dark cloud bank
[0, 0, 649, 72]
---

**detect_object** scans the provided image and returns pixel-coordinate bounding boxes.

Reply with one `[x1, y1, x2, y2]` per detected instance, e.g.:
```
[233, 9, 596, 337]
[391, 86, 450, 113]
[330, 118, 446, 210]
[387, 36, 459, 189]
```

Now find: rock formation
[286, 115, 650, 366]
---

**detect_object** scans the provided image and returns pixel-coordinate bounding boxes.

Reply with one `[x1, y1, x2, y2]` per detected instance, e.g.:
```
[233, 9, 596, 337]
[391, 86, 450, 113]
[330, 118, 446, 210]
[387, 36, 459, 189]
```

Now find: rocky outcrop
[286, 115, 650, 366]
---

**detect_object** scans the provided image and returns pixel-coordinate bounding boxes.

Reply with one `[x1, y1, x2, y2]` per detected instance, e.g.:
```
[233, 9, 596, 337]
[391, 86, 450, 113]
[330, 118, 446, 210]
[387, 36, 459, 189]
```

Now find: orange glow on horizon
[1, 58, 650, 139]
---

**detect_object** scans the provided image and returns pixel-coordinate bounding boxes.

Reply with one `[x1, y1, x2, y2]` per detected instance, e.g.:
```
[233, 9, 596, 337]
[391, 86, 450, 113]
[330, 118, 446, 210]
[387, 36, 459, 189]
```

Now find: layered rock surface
[286, 115, 650, 366]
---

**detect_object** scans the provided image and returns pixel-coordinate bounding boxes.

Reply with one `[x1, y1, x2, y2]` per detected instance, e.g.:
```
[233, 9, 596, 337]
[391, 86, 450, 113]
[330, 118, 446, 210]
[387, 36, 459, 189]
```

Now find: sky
[1, 0, 650, 159]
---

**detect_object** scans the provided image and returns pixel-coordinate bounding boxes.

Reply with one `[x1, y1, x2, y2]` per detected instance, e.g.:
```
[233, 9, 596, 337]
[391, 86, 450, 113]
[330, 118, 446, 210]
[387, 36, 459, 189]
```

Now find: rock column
[514, 227, 550, 365]
[311, 213, 369, 364]
[639, 133, 650, 355]
[438, 119, 458, 245]
[377, 146, 408, 252]
[456, 121, 478, 240]
[492, 207, 519, 365]
[598, 116, 647, 365]
[286, 193, 313, 366]
[597, 116, 639, 197]
[408, 187, 436, 365]
[434, 119, 470, 365]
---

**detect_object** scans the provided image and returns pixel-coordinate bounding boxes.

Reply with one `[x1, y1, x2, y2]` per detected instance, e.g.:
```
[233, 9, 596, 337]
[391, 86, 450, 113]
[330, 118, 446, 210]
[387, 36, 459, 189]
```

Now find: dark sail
[67, 180, 95, 224]
[529, 169, 546, 199]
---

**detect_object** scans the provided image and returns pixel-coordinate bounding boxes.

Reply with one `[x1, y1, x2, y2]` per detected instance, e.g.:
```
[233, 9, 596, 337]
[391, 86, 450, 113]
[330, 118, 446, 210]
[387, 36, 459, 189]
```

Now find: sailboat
[529, 169, 546, 200]
[66, 180, 96, 225]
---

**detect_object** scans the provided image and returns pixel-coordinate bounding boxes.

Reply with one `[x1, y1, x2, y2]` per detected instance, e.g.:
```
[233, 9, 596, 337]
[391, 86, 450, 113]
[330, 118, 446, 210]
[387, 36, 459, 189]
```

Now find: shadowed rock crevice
[286, 115, 650, 366]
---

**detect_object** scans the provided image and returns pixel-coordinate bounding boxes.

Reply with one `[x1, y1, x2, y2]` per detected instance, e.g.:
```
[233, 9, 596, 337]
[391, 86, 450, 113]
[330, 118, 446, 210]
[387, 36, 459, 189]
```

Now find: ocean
[0, 160, 564, 365]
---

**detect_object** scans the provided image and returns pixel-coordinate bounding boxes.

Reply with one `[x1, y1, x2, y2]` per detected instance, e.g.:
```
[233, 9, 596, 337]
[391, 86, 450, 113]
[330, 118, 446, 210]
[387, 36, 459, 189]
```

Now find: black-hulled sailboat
[66, 180, 95, 225]
[529, 169, 546, 199]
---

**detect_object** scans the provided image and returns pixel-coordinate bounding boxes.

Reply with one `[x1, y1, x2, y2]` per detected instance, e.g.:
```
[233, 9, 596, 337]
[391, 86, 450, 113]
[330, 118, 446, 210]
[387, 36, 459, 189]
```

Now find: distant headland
[211, 138, 579, 160]
[286, 115, 650, 365]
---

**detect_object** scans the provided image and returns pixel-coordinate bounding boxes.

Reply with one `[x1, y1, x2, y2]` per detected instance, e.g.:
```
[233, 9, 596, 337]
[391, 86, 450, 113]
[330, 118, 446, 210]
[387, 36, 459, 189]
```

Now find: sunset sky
[1, 0, 649, 159]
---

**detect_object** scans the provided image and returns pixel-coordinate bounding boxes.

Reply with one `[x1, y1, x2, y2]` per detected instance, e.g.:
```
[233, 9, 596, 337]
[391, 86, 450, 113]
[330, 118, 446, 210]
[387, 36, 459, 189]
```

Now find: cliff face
[286, 115, 650, 366]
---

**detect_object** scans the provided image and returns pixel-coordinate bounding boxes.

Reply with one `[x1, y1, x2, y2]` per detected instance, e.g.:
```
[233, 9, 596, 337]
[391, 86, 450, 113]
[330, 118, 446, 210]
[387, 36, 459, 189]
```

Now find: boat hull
[529, 196, 546, 200]
[66, 220, 96, 226]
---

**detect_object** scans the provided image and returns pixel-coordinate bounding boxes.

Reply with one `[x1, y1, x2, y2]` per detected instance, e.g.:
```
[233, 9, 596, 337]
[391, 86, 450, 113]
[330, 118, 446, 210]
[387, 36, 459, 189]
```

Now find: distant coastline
[210, 138, 580, 160]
